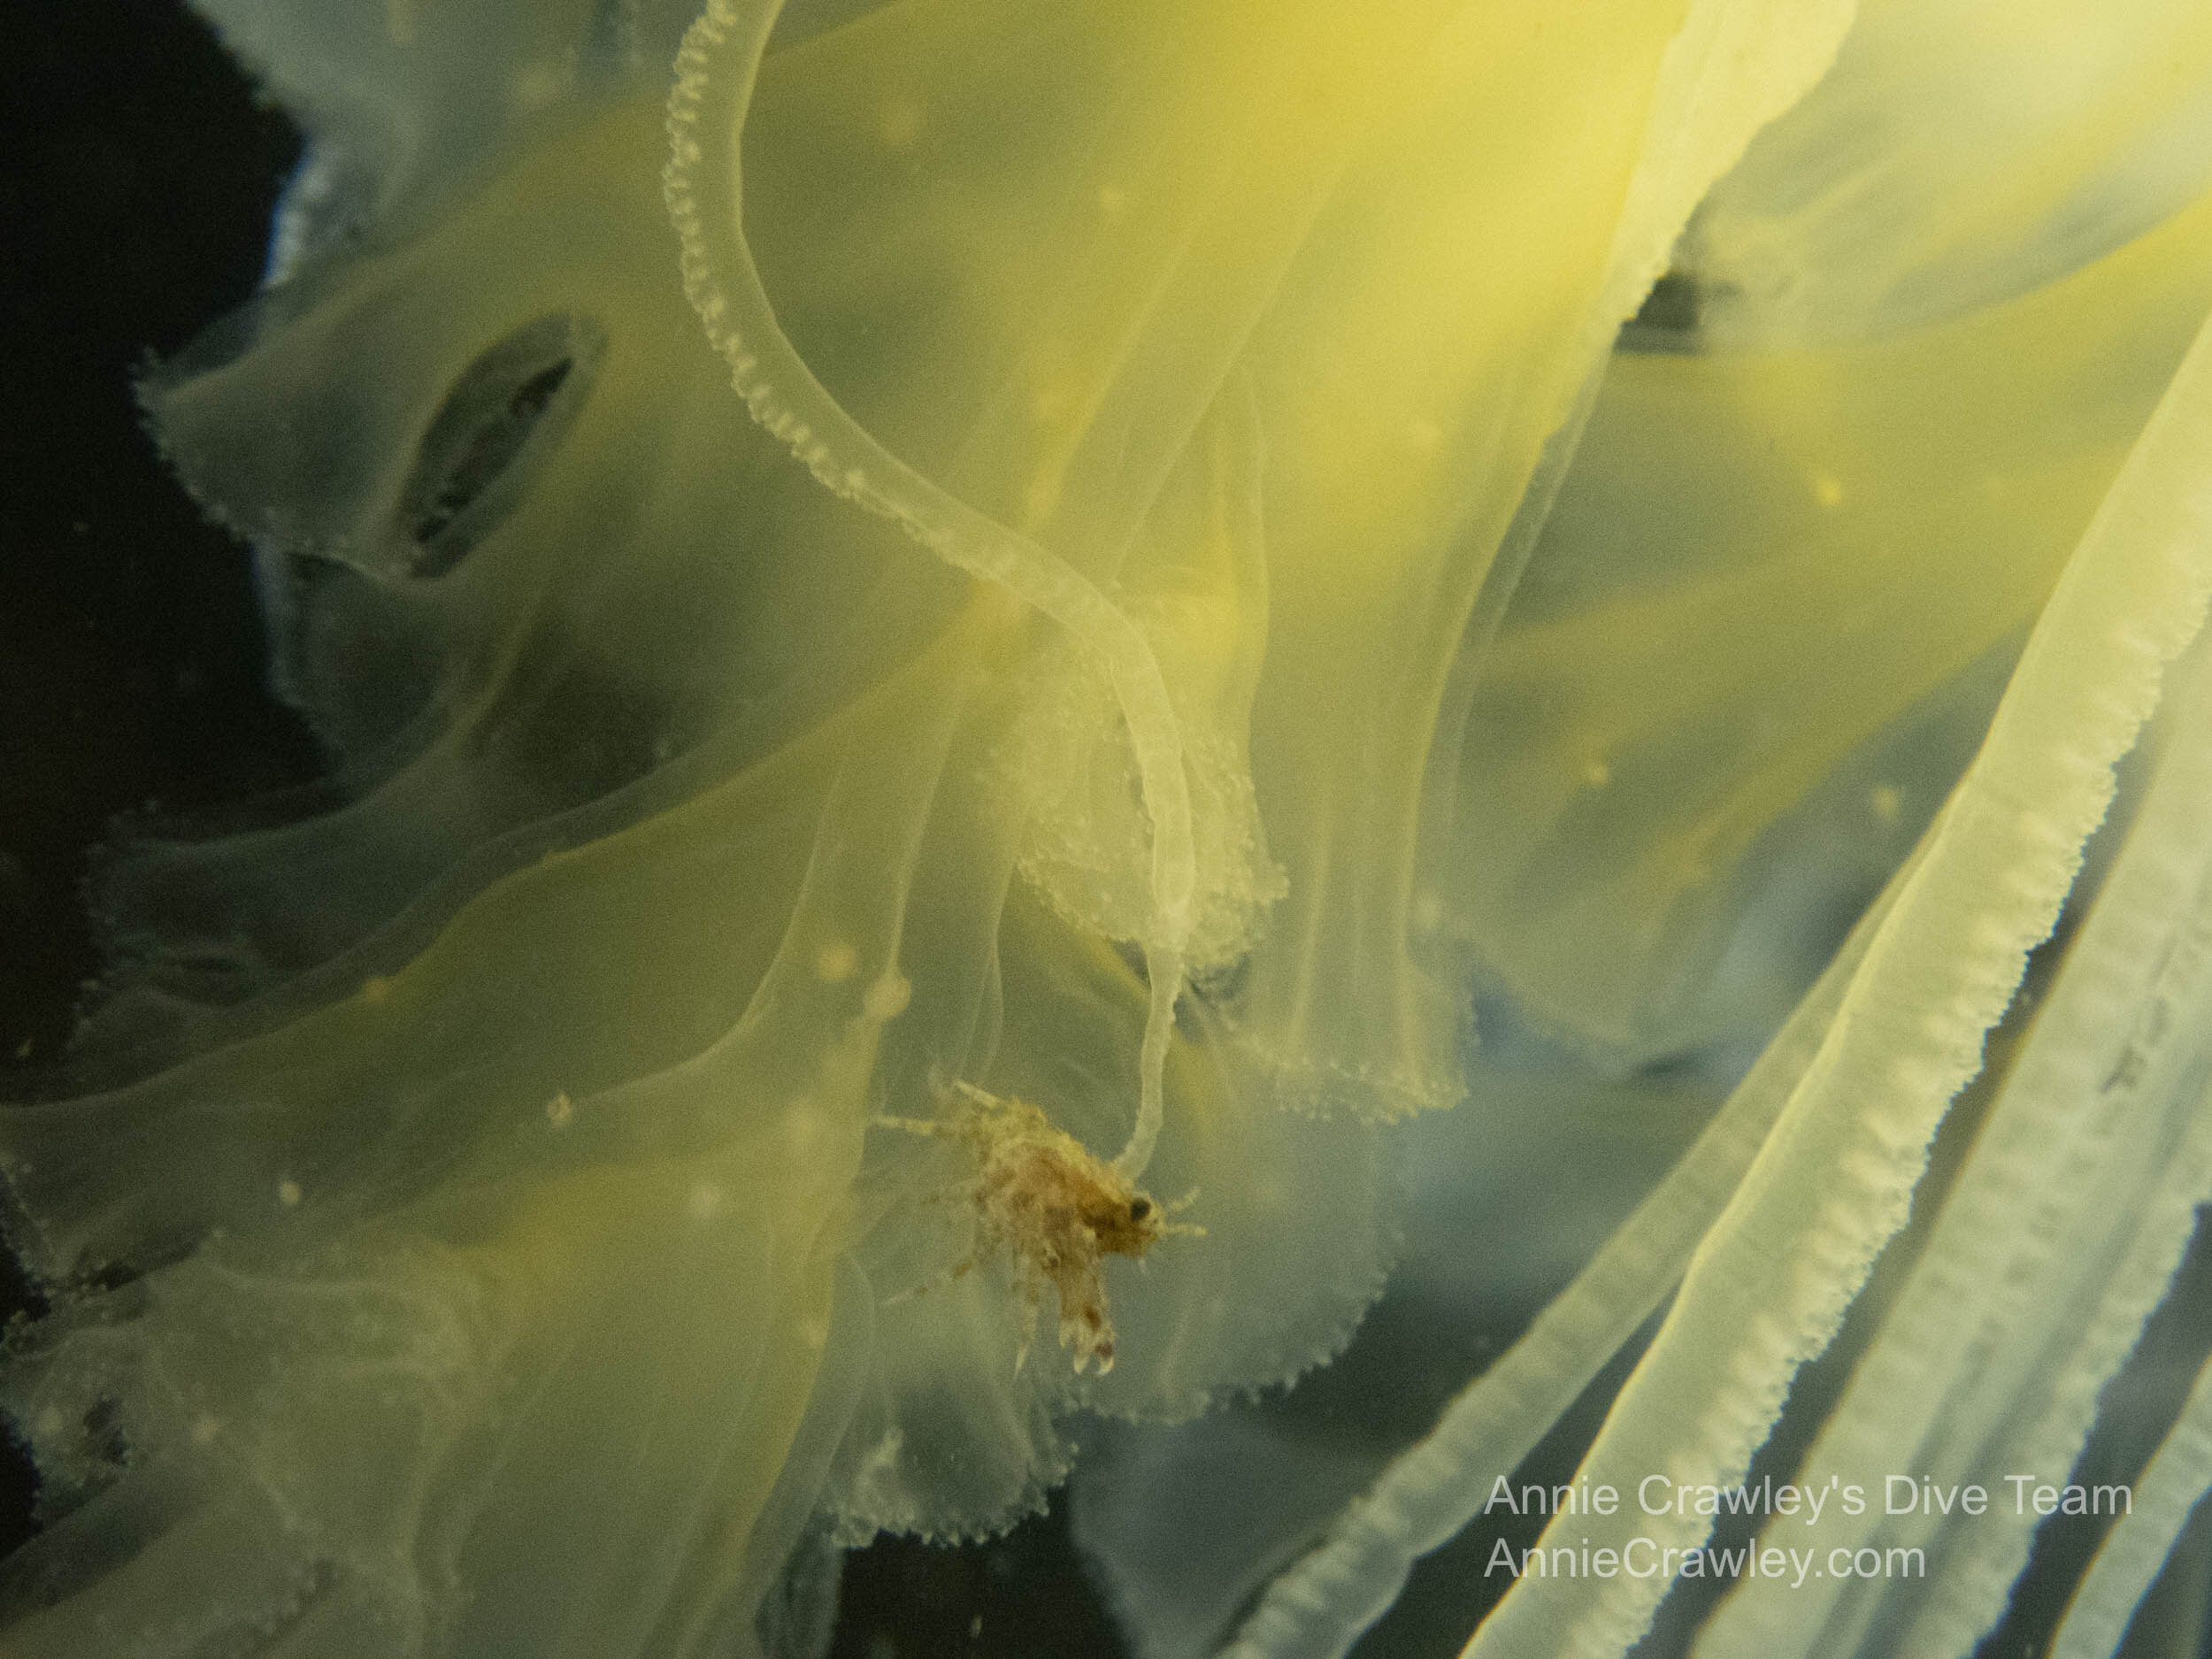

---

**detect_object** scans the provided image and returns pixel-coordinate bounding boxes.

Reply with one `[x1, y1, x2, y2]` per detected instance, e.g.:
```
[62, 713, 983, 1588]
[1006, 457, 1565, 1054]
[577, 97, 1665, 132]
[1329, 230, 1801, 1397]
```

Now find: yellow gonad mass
[11, 0, 2212, 1657]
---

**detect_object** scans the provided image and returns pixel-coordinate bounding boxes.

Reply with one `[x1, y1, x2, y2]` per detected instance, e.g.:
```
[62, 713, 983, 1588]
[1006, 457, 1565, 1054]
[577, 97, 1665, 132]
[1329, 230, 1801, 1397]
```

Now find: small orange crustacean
[878, 1081, 1200, 1373]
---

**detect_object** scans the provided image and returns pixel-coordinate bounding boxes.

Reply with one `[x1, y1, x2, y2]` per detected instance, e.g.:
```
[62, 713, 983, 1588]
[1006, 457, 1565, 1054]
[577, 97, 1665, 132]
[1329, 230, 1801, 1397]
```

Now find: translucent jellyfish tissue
[10, 1, 2212, 1656]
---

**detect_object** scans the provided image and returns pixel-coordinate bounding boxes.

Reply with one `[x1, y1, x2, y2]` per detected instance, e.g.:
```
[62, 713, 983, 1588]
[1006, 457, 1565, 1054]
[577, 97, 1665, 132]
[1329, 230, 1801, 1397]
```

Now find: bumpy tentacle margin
[2054, 1341, 2212, 1659]
[1213, 854, 1908, 1659]
[662, 0, 1195, 1178]
[1468, 291, 2212, 1659]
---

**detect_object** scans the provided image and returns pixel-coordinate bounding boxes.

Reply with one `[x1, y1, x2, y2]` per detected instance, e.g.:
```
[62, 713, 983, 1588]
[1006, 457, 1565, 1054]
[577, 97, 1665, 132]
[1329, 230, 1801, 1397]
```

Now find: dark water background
[0, 0, 316, 1566]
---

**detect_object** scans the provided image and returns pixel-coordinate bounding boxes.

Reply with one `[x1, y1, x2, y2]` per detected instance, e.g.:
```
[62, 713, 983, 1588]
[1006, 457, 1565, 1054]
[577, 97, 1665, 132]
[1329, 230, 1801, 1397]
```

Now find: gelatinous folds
[11, 1, 2212, 1656]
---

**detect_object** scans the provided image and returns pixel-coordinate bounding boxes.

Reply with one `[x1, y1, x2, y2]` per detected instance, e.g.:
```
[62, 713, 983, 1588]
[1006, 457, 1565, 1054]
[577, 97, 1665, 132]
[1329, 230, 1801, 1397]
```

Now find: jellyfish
[7, 1, 2212, 1657]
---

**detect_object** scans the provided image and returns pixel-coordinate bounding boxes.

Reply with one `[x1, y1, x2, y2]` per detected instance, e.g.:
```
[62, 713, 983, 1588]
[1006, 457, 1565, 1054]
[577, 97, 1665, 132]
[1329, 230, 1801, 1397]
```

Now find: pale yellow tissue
[1448, 175, 2212, 1049]
[12, 3, 2212, 1659]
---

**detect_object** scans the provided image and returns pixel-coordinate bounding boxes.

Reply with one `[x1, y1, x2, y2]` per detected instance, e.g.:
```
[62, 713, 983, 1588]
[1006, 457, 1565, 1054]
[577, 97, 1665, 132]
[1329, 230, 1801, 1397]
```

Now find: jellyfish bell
[14, 1, 2212, 1657]
[1071, 4, 2212, 1656]
[0, 0, 1434, 1648]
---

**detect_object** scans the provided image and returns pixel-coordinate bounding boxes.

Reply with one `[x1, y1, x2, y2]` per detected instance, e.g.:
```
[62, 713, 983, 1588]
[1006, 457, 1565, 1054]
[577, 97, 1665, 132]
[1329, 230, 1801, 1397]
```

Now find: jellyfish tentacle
[2053, 1340, 2212, 1659]
[1215, 843, 1908, 1659]
[1694, 638, 2212, 1659]
[663, 0, 1194, 1178]
[1465, 288, 2212, 1659]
